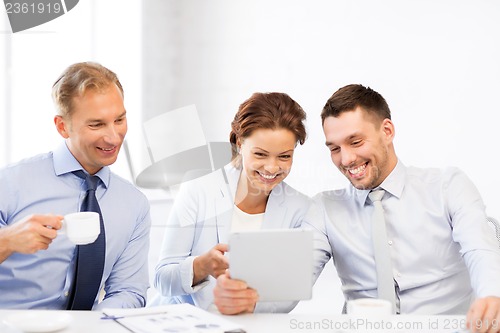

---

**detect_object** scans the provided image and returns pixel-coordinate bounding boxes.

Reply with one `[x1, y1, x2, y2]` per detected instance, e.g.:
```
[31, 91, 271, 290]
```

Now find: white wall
[141, 0, 500, 220]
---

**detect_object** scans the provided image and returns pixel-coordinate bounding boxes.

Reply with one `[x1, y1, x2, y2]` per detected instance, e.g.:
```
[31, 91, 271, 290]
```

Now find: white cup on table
[347, 298, 392, 316]
[59, 212, 100, 245]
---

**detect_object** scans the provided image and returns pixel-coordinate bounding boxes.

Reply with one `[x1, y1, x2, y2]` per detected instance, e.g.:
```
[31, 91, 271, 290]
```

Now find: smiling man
[305, 84, 500, 333]
[0, 62, 151, 310]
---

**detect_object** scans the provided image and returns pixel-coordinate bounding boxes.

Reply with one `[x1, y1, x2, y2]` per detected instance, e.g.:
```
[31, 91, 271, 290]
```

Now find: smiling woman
[231, 93, 307, 212]
[238, 128, 296, 202]
[153, 92, 311, 314]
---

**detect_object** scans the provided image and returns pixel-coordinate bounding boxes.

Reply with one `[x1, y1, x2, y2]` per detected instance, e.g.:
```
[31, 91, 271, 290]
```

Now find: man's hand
[0, 214, 63, 263]
[467, 296, 500, 333]
[213, 270, 258, 315]
[193, 243, 229, 285]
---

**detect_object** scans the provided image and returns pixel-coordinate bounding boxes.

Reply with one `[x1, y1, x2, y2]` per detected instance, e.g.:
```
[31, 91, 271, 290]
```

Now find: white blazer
[153, 164, 311, 310]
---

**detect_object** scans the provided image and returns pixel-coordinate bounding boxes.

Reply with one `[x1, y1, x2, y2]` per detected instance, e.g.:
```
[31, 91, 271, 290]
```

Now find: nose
[103, 124, 121, 144]
[340, 147, 356, 168]
[264, 158, 281, 174]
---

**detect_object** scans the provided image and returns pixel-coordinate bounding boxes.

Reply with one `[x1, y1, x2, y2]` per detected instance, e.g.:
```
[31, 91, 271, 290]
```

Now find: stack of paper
[102, 304, 245, 333]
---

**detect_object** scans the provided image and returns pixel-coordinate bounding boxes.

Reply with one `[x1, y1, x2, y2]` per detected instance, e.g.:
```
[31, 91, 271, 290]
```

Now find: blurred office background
[1, 0, 499, 314]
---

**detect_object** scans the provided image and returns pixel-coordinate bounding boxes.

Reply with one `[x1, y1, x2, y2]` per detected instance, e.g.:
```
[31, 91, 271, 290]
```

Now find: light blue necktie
[369, 189, 397, 314]
[67, 171, 106, 310]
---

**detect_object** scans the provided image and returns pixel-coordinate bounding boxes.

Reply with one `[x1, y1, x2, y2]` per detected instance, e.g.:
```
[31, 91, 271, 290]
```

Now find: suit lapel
[262, 182, 288, 229]
[214, 165, 239, 244]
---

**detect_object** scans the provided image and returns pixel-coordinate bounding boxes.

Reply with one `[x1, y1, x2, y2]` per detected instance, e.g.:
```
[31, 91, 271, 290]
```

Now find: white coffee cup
[347, 298, 392, 316]
[60, 212, 100, 245]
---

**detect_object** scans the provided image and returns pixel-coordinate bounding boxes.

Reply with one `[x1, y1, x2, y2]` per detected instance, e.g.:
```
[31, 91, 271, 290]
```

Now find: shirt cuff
[180, 256, 210, 294]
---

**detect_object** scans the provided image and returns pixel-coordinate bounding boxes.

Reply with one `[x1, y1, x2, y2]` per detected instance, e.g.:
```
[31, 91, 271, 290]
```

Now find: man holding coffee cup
[0, 62, 151, 310]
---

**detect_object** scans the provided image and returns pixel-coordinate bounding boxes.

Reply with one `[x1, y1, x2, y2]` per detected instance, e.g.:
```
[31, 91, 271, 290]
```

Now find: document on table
[102, 304, 245, 333]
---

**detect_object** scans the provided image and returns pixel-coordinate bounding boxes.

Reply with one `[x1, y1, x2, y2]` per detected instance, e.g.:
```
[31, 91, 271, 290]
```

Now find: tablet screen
[228, 229, 313, 302]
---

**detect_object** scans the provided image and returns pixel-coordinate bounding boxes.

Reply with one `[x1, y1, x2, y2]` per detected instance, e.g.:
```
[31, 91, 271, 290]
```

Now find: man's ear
[382, 118, 396, 141]
[54, 115, 70, 139]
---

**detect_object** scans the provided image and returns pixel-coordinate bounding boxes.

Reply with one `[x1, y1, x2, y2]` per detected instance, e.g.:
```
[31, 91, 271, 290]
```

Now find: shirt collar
[379, 159, 406, 199]
[355, 159, 406, 205]
[53, 142, 110, 188]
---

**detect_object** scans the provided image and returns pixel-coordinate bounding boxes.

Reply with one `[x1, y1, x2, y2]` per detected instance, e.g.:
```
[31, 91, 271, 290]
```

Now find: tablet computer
[228, 229, 313, 302]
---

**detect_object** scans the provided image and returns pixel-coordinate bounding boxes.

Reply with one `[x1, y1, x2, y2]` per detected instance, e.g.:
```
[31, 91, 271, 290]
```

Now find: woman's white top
[230, 204, 264, 232]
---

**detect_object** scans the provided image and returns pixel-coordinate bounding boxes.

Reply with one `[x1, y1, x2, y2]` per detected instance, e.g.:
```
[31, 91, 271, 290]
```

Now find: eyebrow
[116, 111, 127, 119]
[325, 133, 363, 147]
[253, 147, 295, 154]
[86, 111, 127, 123]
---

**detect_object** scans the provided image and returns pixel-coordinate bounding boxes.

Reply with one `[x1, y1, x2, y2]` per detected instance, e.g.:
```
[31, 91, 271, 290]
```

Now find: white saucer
[3, 311, 71, 332]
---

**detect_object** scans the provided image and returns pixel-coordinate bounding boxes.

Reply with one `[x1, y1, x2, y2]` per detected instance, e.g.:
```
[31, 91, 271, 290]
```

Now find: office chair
[486, 216, 500, 248]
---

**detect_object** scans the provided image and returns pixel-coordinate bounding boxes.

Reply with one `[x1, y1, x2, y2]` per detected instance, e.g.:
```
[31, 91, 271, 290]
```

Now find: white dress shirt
[304, 160, 500, 314]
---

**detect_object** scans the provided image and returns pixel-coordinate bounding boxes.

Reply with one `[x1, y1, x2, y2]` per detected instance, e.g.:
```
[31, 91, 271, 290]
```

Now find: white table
[231, 313, 469, 332]
[0, 310, 119, 333]
[0, 309, 469, 333]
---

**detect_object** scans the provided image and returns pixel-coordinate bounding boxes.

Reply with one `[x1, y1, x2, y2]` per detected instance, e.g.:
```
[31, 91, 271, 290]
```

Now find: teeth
[348, 164, 366, 175]
[258, 172, 278, 179]
[98, 147, 114, 151]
